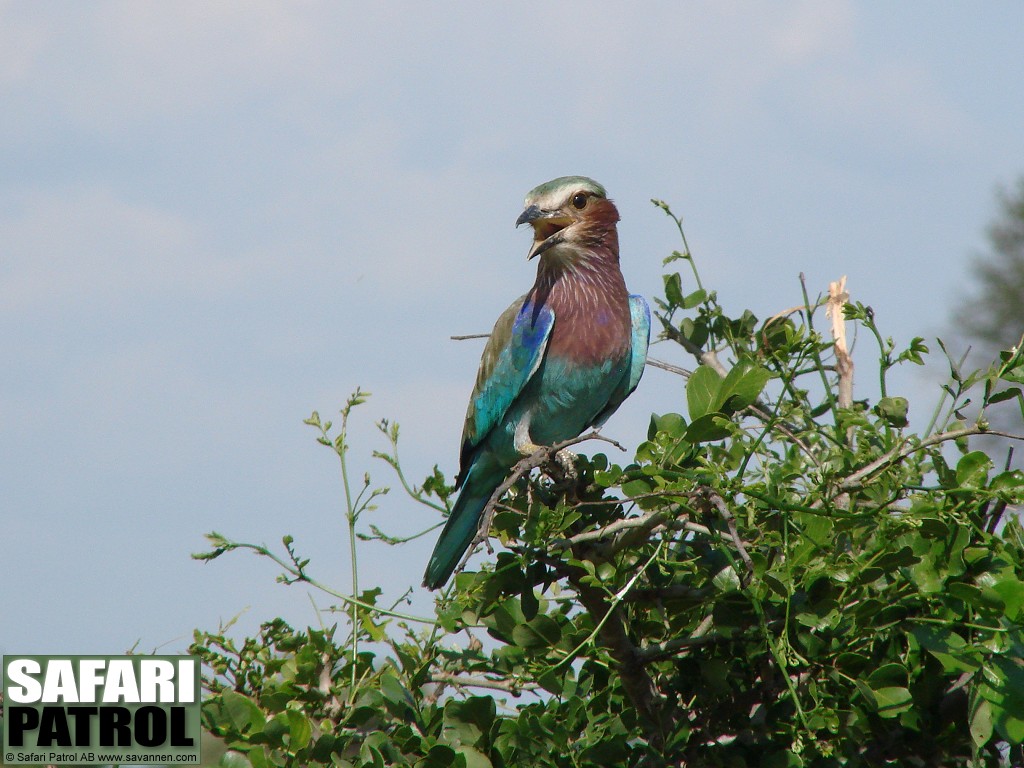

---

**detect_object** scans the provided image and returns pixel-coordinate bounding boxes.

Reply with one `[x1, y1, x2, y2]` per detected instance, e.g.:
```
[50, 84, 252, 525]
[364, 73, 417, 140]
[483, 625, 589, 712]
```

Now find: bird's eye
[571, 192, 588, 210]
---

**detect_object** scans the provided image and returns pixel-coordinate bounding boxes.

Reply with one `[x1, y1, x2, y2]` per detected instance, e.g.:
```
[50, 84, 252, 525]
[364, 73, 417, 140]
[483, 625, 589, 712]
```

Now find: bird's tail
[423, 466, 498, 590]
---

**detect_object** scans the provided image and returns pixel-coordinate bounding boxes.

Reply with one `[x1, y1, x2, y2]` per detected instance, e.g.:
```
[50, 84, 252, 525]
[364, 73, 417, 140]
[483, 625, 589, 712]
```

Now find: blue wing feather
[458, 297, 554, 483]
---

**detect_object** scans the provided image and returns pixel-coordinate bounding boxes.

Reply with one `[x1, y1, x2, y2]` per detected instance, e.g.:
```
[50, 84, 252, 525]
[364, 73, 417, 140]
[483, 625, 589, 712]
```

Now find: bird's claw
[552, 448, 578, 480]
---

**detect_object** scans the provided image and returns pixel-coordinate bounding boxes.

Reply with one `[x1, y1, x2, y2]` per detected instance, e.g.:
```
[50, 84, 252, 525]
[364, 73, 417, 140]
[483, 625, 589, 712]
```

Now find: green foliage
[192, 202, 1024, 767]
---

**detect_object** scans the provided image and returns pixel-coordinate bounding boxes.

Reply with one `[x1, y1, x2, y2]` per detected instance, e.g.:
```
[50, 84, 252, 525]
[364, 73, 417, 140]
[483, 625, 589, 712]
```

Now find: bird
[422, 176, 651, 590]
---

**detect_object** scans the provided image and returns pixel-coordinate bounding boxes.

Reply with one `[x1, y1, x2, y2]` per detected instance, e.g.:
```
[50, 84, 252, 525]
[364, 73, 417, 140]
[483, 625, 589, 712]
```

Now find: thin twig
[429, 672, 538, 694]
[647, 356, 693, 378]
[746, 402, 821, 467]
[450, 333, 490, 341]
[660, 322, 729, 377]
[702, 490, 754, 583]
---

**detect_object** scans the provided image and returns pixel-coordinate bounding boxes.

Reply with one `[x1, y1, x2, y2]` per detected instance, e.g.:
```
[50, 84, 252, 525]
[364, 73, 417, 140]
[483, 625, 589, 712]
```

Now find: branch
[827, 276, 853, 411]
[660, 322, 730, 377]
[835, 424, 1024, 496]
[450, 333, 490, 341]
[690, 487, 754, 587]
[647, 356, 692, 378]
[703, 490, 754, 581]
[622, 583, 711, 603]
[429, 672, 538, 694]
[572, 570, 669, 749]
[638, 629, 725, 663]
[556, 506, 670, 548]
[450, 431, 627, 579]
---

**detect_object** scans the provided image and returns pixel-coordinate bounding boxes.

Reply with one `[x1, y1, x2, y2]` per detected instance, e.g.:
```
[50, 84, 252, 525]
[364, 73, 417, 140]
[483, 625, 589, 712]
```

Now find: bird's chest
[515, 347, 625, 446]
[545, 284, 632, 364]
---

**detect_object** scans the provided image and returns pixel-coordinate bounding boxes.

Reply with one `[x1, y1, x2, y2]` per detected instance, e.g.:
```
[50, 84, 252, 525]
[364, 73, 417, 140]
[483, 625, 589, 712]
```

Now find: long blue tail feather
[422, 466, 499, 589]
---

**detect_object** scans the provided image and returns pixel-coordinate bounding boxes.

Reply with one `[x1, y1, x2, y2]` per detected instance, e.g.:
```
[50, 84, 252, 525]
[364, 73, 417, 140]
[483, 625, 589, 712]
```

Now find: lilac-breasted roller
[423, 176, 650, 589]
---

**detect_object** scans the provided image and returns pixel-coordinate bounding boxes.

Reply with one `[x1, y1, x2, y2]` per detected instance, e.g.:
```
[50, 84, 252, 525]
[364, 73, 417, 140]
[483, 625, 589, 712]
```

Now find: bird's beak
[517, 205, 574, 260]
[516, 204, 543, 228]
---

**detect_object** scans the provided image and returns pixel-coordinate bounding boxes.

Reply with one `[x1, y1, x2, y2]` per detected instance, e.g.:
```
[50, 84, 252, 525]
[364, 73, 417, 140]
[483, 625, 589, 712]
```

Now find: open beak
[516, 205, 574, 260]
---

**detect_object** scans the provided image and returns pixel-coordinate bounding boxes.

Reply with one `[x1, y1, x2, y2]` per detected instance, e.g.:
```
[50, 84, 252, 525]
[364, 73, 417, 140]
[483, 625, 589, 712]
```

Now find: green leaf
[871, 686, 913, 718]
[948, 582, 1005, 614]
[956, 451, 993, 487]
[457, 746, 494, 768]
[992, 576, 1024, 619]
[971, 696, 993, 748]
[684, 412, 732, 443]
[687, 364, 722, 420]
[521, 582, 539, 620]
[715, 361, 770, 414]
[712, 565, 741, 593]
[682, 288, 707, 309]
[418, 744, 458, 768]
[380, 672, 414, 710]
[511, 614, 562, 648]
[285, 709, 312, 751]
[988, 386, 1022, 405]
[991, 469, 1024, 493]
[664, 272, 684, 306]
[245, 747, 269, 768]
[874, 396, 909, 427]
[909, 625, 979, 674]
[649, 411, 687, 440]
[867, 663, 908, 689]
[874, 545, 918, 570]
[220, 690, 266, 734]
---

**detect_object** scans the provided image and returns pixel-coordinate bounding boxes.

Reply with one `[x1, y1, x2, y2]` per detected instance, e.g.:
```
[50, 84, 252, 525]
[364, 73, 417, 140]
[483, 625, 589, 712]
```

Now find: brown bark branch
[572, 579, 668, 750]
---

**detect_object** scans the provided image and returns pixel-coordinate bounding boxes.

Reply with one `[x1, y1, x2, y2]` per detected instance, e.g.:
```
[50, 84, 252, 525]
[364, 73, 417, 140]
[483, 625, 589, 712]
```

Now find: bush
[192, 200, 1024, 767]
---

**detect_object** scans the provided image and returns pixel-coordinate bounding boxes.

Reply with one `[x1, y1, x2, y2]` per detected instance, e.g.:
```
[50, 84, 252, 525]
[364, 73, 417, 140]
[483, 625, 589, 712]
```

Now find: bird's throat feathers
[535, 197, 621, 276]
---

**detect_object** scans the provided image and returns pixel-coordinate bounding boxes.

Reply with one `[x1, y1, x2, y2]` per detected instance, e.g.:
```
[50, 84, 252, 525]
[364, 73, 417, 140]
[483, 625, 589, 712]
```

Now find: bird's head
[516, 176, 619, 261]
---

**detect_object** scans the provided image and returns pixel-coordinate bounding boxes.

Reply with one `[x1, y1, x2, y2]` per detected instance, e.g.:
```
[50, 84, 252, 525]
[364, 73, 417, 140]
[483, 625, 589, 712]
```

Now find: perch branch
[450, 431, 626, 580]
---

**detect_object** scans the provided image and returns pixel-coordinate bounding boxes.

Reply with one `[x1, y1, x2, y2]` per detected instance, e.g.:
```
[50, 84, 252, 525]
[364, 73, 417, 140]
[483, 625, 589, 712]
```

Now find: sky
[2, 1, 1023, 657]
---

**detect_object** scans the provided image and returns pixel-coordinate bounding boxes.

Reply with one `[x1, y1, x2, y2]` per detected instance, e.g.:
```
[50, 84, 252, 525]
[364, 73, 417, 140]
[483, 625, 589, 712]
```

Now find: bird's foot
[553, 448, 578, 480]
[514, 438, 579, 482]
[515, 438, 546, 457]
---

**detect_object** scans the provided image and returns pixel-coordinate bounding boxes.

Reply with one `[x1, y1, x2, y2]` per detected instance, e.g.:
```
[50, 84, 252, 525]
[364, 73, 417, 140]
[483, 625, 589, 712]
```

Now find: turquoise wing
[592, 294, 651, 427]
[458, 295, 554, 483]
[624, 294, 652, 396]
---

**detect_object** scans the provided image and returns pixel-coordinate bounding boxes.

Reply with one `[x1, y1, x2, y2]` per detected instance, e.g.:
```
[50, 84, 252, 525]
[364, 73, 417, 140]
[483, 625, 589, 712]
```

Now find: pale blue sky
[2, 2, 1023, 655]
